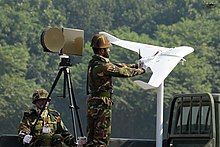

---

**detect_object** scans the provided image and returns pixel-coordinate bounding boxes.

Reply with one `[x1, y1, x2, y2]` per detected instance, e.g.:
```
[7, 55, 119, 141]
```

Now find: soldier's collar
[31, 105, 49, 113]
[93, 54, 110, 63]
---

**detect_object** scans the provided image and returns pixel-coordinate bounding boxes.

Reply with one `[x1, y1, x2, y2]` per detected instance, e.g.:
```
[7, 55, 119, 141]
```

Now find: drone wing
[134, 46, 194, 89]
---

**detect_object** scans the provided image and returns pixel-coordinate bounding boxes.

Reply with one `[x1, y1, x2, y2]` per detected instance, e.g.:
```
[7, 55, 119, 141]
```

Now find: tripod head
[59, 54, 72, 67]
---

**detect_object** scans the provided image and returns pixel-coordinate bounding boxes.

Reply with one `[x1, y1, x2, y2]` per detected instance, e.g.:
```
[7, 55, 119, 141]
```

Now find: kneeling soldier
[18, 89, 76, 147]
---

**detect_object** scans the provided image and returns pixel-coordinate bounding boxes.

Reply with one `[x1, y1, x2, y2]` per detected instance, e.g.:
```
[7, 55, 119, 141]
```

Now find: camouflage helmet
[32, 89, 50, 104]
[90, 34, 111, 49]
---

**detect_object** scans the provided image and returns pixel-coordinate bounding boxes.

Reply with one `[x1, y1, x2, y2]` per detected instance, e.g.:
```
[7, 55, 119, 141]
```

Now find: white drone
[99, 32, 194, 90]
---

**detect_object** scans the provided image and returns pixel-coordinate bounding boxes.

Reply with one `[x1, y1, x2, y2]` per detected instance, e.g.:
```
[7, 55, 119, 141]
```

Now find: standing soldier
[18, 89, 77, 147]
[86, 34, 146, 147]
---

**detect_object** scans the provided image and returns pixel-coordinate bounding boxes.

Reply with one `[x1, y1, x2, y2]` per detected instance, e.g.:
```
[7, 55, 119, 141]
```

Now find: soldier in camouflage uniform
[18, 89, 76, 147]
[86, 34, 145, 147]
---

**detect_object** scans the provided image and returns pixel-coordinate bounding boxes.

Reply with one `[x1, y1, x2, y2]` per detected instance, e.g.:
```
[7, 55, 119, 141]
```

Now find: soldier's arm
[52, 110, 76, 146]
[104, 62, 145, 77]
[18, 112, 31, 142]
[60, 121, 76, 146]
[114, 63, 138, 68]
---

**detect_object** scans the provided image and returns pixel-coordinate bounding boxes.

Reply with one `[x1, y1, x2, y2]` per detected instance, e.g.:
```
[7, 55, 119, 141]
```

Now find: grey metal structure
[166, 93, 220, 147]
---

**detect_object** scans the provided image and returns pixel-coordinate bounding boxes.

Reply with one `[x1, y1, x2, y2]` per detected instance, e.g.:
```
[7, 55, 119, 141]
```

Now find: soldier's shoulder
[49, 109, 60, 116]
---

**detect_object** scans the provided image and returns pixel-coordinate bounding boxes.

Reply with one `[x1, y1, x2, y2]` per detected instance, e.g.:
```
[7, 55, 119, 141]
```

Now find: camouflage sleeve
[18, 112, 31, 141]
[114, 63, 138, 68]
[52, 110, 75, 146]
[59, 121, 75, 146]
[104, 62, 145, 77]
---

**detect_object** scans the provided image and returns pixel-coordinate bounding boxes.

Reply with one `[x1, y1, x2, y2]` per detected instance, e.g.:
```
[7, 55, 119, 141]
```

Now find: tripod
[47, 54, 83, 141]
[24, 55, 83, 147]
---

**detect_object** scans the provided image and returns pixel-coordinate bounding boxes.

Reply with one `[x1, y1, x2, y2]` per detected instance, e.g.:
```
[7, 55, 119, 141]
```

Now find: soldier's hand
[138, 60, 148, 73]
[23, 134, 33, 144]
[137, 60, 144, 67]
[77, 136, 87, 147]
[141, 64, 148, 73]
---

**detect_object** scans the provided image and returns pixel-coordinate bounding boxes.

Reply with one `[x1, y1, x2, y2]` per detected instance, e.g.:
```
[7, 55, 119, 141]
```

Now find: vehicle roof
[173, 92, 220, 103]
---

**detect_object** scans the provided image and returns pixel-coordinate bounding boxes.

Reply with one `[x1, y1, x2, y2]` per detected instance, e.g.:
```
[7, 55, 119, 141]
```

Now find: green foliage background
[0, 0, 219, 139]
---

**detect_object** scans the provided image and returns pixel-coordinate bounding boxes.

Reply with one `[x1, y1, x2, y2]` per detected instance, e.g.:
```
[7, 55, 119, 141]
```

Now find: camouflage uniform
[86, 54, 145, 147]
[18, 107, 76, 147]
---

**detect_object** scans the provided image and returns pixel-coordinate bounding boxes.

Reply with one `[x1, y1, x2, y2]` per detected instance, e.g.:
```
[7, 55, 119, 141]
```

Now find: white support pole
[156, 81, 164, 147]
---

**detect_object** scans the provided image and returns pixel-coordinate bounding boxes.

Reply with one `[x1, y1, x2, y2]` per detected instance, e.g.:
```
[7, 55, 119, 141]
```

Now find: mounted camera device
[34, 27, 85, 142]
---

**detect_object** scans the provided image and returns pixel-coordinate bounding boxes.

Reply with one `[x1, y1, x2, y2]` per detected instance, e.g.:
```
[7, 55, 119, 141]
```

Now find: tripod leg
[48, 68, 64, 97]
[63, 72, 67, 98]
[65, 68, 83, 136]
[64, 68, 84, 140]
[69, 75, 84, 137]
